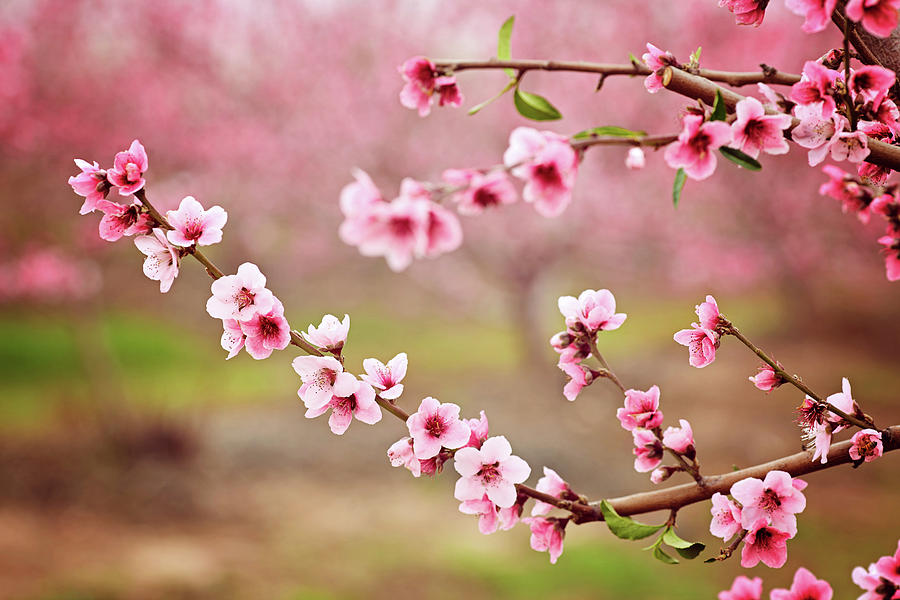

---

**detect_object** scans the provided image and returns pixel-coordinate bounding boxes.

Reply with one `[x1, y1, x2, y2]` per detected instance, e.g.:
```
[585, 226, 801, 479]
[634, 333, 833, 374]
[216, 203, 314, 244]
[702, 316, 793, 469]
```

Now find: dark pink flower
[785, 0, 838, 32]
[819, 165, 876, 223]
[853, 562, 900, 599]
[398, 56, 462, 116]
[749, 364, 785, 392]
[165, 196, 227, 247]
[240, 298, 291, 360]
[662, 419, 695, 455]
[632, 428, 664, 472]
[730, 97, 792, 158]
[96, 200, 153, 242]
[664, 115, 733, 180]
[206, 262, 275, 322]
[770, 567, 833, 600]
[464, 411, 490, 449]
[406, 396, 471, 460]
[718, 575, 763, 600]
[523, 516, 566, 564]
[878, 234, 900, 281]
[422, 200, 463, 258]
[673, 326, 719, 368]
[362, 352, 407, 400]
[849, 429, 884, 462]
[341, 192, 431, 272]
[106, 139, 149, 196]
[852, 65, 896, 109]
[730, 470, 806, 537]
[68, 159, 111, 214]
[695, 294, 721, 330]
[387, 437, 421, 478]
[741, 519, 791, 568]
[453, 436, 531, 508]
[874, 540, 900, 585]
[292, 355, 358, 410]
[504, 127, 579, 217]
[558, 288, 627, 334]
[559, 359, 591, 402]
[846, 0, 900, 37]
[710, 492, 743, 541]
[617, 385, 664, 431]
[134, 229, 179, 293]
[642, 43, 679, 93]
[531, 467, 573, 517]
[790, 62, 841, 118]
[719, 0, 769, 26]
[305, 379, 382, 435]
[435, 75, 463, 109]
[458, 495, 502, 535]
[442, 169, 517, 215]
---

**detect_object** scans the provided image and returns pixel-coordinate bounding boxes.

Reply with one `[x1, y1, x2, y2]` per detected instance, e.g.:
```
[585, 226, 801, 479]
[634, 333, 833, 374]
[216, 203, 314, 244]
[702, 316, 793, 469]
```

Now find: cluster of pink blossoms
[340, 126, 579, 270]
[721, 0, 900, 38]
[549, 289, 627, 401]
[68, 140, 229, 293]
[710, 470, 808, 569]
[795, 377, 874, 463]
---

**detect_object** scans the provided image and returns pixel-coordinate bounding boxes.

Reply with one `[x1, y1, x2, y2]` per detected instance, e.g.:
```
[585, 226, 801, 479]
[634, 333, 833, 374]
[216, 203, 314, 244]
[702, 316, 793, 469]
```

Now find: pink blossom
[434, 75, 463, 109]
[730, 97, 792, 158]
[165, 196, 227, 247]
[387, 437, 421, 478]
[748, 364, 784, 392]
[849, 429, 884, 462]
[662, 419, 695, 455]
[441, 169, 517, 215]
[632, 428, 664, 472]
[741, 519, 791, 569]
[878, 234, 900, 281]
[206, 262, 275, 322]
[549, 331, 586, 364]
[872, 194, 900, 225]
[559, 360, 591, 402]
[133, 229, 179, 293]
[642, 43, 678, 93]
[784, 0, 839, 32]
[625, 147, 646, 169]
[523, 516, 566, 564]
[710, 492, 743, 541]
[68, 159, 110, 214]
[830, 129, 871, 163]
[464, 410, 490, 449]
[398, 56, 462, 116]
[650, 466, 676, 484]
[819, 165, 875, 223]
[673, 326, 719, 368]
[557, 288, 627, 333]
[453, 435, 531, 508]
[459, 494, 520, 535]
[851, 65, 896, 109]
[239, 298, 291, 360]
[791, 109, 843, 166]
[617, 385, 664, 431]
[808, 420, 834, 464]
[220, 319, 245, 360]
[305, 314, 350, 353]
[730, 470, 806, 537]
[338, 169, 383, 239]
[406, 396, 471, 460]
[874, 540, 900, 585]
[96, 200, 153, 242]
[292, 355, 358, 410]
[422, 201, 463, 258]
[695, 294, 721, 330]
[361, 352, 407, 400]
[719, 0, 768, 26]
[718, 575, 763, 600]
[791, 62, 841, 118]
[106, 139, 149, 196]
[503, 127, 579, 217]
[305, 379, 382, 435]
[825, 376, 860, 427]
[852, 563, 899, 599]
[664, 115, 733, 181]
[341, 193, 430, 272]
[846, 0, 900, 37]
[531, 467, 572, 517]
[770, 567, 833, 600]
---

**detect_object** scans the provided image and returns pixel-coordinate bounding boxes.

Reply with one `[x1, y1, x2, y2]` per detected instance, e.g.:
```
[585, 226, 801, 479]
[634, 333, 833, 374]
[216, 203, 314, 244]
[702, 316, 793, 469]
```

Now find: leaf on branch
[599, 500, 665, 540]
[468, 79, 517, 116]
[689, 46, 702, 67]
[513, 88, 562, 121]
[662, 527, 706, 560]
[672, 168, 686, 207]
[710, 89, 727, 122]
[498, 15, 515, 79]
[719, 147, 762, 171]
[653, 543, 680, 565]
[572, 126, 647, 140]
[628, 52, 641, 68]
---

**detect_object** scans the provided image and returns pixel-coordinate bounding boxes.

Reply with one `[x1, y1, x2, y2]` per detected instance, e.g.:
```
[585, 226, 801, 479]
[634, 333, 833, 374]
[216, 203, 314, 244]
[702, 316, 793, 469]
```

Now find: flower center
[689, 132, 711, 157]
[424, 415, 447, 438]
[184, 218, 204, 240]
[388, 216, 416, 238]
[532, 162, 562, 186]
[125, 161, 141, 182]
[759, 488, 782, 511]
[478, 462, 501, 484]
[236, 288, 255, 310]
[315, 368, 337, 388]
[258, 314, 281, 338]
[473, 187, 499, 208]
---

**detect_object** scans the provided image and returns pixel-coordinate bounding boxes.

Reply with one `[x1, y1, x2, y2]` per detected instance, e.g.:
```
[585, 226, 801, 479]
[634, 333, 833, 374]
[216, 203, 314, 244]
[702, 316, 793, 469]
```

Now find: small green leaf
[599, 500, 665, 540]
[498, 16, 515, 79]
[628, 52, 641, 67]
[662, 528, 706, 559]
[710, 90, 727, 122]
[719, 147, 762, 171]
[690, 46, 702, 66]
[513, 88, 562, 121]
[653, 544, 680, 565]
[672, 168, 686, 207]
[572, 126, 647, 140]
[468, 79, 517, 115]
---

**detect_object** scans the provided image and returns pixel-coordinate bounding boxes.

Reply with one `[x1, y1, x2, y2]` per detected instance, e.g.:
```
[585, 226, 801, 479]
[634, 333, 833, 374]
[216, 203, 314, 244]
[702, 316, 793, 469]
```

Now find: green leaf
[690, 46, 702, 66]
[628, 52, 641, 67]
[672, 168, 686, 207]
[653, 544, 680, 565]
[599, 500, 665, 541]
[710, 89, 727, 122]
[498, 16, 515, 79]
[468, 79, 517, 116]
[662, 528, 706, 559]
[513, 88, 562, 121]
[719, 147, 762, 171]
[572, 126, 647, 140]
